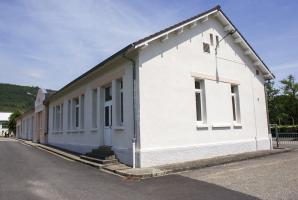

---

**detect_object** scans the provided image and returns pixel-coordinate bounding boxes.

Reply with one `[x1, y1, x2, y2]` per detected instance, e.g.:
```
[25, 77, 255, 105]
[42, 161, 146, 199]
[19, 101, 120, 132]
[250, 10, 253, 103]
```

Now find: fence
[270, 124, 298, 148]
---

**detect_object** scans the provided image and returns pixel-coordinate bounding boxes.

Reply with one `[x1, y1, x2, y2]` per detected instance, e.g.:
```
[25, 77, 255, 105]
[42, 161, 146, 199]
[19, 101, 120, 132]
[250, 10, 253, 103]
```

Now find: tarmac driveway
[1, 137, 297, 200]
[180, 149, 298, 200]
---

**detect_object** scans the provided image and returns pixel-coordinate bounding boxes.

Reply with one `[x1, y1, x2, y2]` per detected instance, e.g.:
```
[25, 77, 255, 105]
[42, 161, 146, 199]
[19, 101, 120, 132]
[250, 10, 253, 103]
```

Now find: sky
[0, 0, 297, 90]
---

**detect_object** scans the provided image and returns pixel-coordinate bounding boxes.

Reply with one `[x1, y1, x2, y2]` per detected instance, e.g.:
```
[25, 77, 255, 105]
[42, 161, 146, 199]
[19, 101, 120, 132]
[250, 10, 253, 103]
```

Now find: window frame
[92, 89, 98, 129]
[195, 80, 205, 123]
[231, 85, 241, 123]
[73, 97, 80, 129]
[119, 79, 124, 125]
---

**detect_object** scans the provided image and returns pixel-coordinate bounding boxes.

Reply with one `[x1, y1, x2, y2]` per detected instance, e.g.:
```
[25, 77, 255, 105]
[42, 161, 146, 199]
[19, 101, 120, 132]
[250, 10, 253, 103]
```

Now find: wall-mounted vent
[203, 43, 210, 53]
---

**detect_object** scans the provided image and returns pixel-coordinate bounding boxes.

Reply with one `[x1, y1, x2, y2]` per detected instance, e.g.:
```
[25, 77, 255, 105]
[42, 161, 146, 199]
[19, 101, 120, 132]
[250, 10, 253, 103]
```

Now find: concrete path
[0, 138, 258, 200]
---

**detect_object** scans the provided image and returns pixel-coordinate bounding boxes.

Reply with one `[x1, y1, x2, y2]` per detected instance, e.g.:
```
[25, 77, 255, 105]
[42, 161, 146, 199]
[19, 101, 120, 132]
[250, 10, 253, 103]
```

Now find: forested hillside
[0, 83, 38, 112]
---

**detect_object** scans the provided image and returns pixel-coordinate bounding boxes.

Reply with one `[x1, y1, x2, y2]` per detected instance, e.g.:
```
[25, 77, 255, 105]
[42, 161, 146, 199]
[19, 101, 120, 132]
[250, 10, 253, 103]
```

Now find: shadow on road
[126, 175, 260, 200]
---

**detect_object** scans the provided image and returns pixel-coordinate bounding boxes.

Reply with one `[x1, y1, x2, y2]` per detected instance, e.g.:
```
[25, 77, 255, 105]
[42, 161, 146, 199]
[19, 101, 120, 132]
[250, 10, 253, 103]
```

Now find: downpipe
[123, 52, 137, 168]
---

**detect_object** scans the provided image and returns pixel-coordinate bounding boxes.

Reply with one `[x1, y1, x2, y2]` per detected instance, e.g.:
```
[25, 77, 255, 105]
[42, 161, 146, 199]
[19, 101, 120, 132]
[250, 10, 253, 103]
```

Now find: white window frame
[73, 98, 80, 129]
[52, 103, 63, 132]
[231, 85, 241, 123]
[195, 80, 205, 123]
[92, 89, 98, 128]
[119, 79, 124, 126]
[80, 95, 85, 129]
[67, 100, 71, 130]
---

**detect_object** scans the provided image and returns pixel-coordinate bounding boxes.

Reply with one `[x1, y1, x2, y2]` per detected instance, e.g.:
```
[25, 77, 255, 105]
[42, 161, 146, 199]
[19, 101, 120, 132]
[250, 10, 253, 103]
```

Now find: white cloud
[0, 0, 186, 89]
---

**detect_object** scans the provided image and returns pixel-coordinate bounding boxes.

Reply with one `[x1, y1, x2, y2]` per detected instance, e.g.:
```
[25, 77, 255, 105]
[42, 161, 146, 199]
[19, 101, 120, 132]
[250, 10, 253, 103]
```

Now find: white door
[104, 86, 112, 146]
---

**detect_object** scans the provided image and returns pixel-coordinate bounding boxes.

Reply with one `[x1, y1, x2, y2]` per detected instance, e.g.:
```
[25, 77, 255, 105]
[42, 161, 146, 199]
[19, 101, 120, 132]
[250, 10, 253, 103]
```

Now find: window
[67, 100, 71, 129]
[105, 87, 112, 101]
[52, 103, 63, 131]
[256, 70, 259, 75]
[92, 89, 98, 128]
[231, 85, 240, 122]
[52, 106, 56, 131]
[71, 95, 84, 130]
[119, 79, 124, 125]
[216, 35, 219, 46]
[203, 43, 210, 53]
[80, 95, 84, 129]
[195, 80, 205, 122]
[56, 105, 60, 130]
[73, 98, 80, 128]
[210, 34, 214, 46]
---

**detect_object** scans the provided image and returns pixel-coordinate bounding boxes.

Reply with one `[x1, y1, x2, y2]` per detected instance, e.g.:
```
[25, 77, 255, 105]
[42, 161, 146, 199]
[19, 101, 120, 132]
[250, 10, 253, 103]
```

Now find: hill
[0, 83, 39, 112]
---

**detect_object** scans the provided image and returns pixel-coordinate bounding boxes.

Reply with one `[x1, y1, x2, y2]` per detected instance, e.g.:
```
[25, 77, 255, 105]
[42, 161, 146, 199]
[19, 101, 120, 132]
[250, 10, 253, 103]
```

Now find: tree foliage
[0, 83, 38, 112]
[266, 75, 298, 125]
[7, 110, 22, 134]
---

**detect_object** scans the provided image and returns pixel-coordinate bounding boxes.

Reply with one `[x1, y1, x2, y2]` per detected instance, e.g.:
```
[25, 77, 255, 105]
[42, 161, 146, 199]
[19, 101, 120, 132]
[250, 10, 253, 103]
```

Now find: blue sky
[0, 0, 297, 90]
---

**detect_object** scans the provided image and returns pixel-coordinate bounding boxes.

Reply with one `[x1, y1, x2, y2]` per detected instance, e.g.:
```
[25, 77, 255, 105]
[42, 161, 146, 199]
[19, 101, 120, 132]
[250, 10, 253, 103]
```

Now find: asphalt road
[0, 138, 296, 200]
[181, 147, 298, 200]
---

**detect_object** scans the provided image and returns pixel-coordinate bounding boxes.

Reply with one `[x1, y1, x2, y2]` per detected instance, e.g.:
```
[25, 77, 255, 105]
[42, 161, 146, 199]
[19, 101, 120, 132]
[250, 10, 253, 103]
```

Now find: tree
[280, 75, 298, 125]
[7, 110, 22, 135]
[266, 80, 281, 124]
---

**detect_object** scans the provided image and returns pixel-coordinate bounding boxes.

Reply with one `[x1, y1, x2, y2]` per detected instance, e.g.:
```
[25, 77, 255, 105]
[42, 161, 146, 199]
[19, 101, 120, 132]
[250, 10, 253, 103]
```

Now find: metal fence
[270, 124, 298, 148]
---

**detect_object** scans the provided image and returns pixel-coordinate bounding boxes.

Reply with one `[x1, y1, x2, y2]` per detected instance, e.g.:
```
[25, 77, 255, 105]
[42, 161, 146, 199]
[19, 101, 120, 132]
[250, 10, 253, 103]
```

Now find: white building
[45, 6, 274, 168]
[0, 112, 11, 136]
[16, 88, 55, 142]
[16, 109, 34, 140]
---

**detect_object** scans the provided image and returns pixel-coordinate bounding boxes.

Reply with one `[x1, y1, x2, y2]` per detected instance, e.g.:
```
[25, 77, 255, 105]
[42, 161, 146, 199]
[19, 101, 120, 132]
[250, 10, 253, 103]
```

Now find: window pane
[75, 106, 79, 127]
[195, 81, 201, 89]
[105, 106, 109, 126]
[92, 89, 97, 128]
[231, 86, 235, 93]
[232, 96, 236, 121]
[80, 95, 84, 129]
[120, 80, 123, 89]
[105, 87, 112, 101]
[120, 92, 123, 123]
[196, 92, 202, 121]
[210, 34, 213, 46]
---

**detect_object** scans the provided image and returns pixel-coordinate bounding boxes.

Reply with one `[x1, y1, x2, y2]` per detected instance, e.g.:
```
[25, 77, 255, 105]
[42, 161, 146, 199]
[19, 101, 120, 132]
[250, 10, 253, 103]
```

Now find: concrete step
[86, 146, 116, 160]
[102, 163, 131, 173]
[80, 155, 118, 165]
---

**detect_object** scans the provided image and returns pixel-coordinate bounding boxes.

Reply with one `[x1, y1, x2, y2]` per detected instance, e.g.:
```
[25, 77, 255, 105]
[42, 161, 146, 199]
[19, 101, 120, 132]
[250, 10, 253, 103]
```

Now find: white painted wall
[19, 112, 34, 140]
[48, 60, 135, 165]
[137, 17, 270, 167]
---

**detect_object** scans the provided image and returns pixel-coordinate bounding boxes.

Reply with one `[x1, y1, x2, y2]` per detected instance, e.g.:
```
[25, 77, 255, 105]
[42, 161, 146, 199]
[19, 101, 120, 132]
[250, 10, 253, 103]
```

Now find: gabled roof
[46, 5, 274, 103]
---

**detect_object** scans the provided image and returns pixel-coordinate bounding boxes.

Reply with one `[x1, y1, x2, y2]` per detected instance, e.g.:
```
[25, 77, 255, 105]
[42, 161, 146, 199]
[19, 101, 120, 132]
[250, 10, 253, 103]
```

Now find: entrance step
[80, 155, 118, 165]
[85, 146, 116, 160]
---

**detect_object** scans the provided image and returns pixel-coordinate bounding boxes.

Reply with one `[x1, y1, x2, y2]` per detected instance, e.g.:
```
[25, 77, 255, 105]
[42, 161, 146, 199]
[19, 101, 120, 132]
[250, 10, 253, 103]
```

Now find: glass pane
[231, 86, 235, 93]
[232, 96, 236, 121]
[105, 87, 112, 101]
[195, 81, 201, 89]
[120, 92, 123, 123]
[105, 106, 109, 126]
[120, 80, 123, 89]
[75, 106, 79, 127]
[196, 93, 202, 121]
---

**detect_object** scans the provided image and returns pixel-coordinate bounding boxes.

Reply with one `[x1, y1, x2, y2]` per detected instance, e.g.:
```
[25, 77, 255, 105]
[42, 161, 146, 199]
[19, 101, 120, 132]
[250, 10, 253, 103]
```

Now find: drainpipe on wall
[123, 52, 137, 168]
[264, 80, 273, 150]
